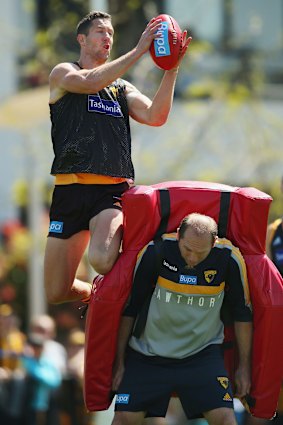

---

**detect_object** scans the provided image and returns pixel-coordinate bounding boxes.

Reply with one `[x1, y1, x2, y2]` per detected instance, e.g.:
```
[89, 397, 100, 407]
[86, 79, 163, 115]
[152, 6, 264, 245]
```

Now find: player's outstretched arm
[50, 18, 162, 99]
[112, 316, 135, 391]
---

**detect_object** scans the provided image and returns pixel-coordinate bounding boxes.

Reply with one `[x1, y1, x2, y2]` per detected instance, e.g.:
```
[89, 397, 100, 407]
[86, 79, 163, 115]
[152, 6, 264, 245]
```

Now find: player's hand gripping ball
[150, 14, 183, 70]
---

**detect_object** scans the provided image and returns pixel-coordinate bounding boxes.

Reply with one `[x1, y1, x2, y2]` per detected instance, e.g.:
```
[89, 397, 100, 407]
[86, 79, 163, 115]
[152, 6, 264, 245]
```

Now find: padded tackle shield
[84, 181, 283, 418]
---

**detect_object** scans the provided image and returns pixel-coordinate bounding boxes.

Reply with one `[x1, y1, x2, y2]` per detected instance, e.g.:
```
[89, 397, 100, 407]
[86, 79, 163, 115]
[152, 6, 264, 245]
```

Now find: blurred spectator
[0, 304, 26, 424]
[66, 328, 85, 380]
[266, 176, 283, 276]
[21, 332, 61, 425]
[265, 176, 283, 424]
[29, 314, 67, 425]
[59, 328, 94, 425]
[0, 304, 25, 370]
[29, 314, 67, 376]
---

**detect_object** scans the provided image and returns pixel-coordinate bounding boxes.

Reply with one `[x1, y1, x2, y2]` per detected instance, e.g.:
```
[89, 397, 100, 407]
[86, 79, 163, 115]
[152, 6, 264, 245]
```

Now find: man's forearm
[234, 321, 253, 397]
[83, 48, 143, 92]
[148, 69, 179, 125]
[115, 316, 135, 362]
[234, 321, 253, 367]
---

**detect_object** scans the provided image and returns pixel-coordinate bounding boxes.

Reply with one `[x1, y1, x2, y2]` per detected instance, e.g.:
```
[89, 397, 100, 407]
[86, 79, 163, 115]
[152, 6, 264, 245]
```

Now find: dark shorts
[114, 345, 234, 419]
[47, 182, 129, 239]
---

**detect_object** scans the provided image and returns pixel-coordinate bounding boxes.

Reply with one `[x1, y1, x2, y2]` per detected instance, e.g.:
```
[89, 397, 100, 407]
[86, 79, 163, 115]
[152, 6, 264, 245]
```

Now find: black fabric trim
[74, 61, 83, 69]
[218, 191, 231, 238]
[222, 340, 234, 350]
[155, 189, 171, 238]
[132, 189, 170, 338]
[245, 394, 256, 408]
[132, 240, 164, 338]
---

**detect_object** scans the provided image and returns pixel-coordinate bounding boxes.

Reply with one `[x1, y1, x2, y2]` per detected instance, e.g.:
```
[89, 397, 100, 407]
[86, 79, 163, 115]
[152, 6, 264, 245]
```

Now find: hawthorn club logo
[204, 270, 217, 283]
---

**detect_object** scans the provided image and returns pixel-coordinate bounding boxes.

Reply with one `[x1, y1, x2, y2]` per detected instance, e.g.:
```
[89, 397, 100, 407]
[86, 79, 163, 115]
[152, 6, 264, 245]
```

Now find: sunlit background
[0, 1, 283, 424]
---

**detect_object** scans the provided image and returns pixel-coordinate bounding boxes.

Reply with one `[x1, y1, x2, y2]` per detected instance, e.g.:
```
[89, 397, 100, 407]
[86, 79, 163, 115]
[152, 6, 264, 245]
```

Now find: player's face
[84, 18, 114, 62]
[178, 227, 214, 268]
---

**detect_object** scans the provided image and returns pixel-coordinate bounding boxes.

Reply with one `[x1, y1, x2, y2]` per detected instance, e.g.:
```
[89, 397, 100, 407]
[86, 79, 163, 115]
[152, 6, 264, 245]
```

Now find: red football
[149, 14, 182, 70]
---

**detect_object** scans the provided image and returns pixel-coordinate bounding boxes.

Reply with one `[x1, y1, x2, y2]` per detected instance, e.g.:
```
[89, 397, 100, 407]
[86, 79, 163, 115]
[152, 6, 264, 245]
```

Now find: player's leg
[204, 407, 237, 425]
[44, 231, 90, 304]
[178, 345, 236, 425]
[88, 208, 123, 275]
[111, 411, 145, 425]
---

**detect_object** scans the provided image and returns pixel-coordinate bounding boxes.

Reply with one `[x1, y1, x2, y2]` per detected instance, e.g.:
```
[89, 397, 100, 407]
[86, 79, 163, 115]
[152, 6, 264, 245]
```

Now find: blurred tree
[108, 0, 165, 58]
[20, 0, 89, 87]
[20, 0, 165, 87]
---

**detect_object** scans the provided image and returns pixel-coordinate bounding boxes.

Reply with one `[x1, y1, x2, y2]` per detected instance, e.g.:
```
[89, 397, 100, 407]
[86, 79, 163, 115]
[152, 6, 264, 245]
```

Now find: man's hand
[234, 364, 252, 398]
[170, 30, 192, 72]
[180, 30, 192, 60]
[135, 18, 163, 56]
[233, 321, 253, 398]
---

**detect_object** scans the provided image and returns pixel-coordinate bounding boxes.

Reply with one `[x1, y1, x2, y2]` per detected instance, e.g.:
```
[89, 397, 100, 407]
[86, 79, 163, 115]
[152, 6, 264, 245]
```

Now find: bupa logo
[154, 21, 171, 57]
[116, 394, 130, 404]
[179, 275, 197, 285]
[49, 221, 64, 234]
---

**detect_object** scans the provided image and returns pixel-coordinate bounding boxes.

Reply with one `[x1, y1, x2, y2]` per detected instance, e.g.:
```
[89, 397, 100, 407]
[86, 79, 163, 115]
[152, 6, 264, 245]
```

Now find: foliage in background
[19, 0, 165, 88]
[20, 0, 87, 87]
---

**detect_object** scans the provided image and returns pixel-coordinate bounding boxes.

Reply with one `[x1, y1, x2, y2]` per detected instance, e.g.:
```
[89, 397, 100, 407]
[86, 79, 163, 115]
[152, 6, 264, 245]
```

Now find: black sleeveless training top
[49, 67, 134, 179]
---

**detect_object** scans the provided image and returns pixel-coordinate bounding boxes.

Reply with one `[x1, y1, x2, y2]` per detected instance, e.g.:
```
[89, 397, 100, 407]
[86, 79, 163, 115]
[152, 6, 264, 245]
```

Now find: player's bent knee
[44, 281, 67, 305]
[45, 291, 64, 305]
[111, 411, 144, 425]
[88, 252, 116, 275]
[204, 407, 237, 425]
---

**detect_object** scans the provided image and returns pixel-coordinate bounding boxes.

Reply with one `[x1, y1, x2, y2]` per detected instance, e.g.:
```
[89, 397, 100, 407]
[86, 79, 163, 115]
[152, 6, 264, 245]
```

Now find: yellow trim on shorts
[55, 173, 127, 185]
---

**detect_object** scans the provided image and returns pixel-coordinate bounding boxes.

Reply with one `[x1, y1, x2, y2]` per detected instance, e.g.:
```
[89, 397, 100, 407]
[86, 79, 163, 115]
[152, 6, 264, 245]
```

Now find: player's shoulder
[123, 79, 142, 96]
[161, 233, 177, 243]
[214, 237, 242, 255]
[137, 233, 177, 259]
[49, 62, 78, 81]
[214, 238, 247, 272]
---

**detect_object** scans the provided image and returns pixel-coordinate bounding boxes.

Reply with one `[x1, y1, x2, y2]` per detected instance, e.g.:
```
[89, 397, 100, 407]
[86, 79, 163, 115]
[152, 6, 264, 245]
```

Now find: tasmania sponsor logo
[49, 221, 63, 233]
[115, 394, 130, 404]
[88, 94, 123, 117]
[179, 275, 197, 285]
[154, 22, 171, 57]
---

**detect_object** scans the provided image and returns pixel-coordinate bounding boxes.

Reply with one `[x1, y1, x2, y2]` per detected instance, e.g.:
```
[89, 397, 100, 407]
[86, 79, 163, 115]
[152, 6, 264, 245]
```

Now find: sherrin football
[150, 14, 182, 71]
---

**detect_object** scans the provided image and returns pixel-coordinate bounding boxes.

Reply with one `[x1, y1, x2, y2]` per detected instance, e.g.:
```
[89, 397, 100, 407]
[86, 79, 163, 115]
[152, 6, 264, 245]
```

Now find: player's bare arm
[49, 18, 162, 103]
[125, 70, 179, 126]
[112, 316, 135, 391]
[125, 31, 191, 126]
[233, 321, 253, 398]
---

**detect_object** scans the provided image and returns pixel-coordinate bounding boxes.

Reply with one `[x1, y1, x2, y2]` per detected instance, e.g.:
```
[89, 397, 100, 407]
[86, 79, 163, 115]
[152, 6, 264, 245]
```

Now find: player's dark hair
[76, 11, 111, 35]
[178, 213, 218, 241]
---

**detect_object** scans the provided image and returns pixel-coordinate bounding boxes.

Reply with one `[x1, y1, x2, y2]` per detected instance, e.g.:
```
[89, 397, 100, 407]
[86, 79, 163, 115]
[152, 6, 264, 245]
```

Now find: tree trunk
[108, 0, 165, 58]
